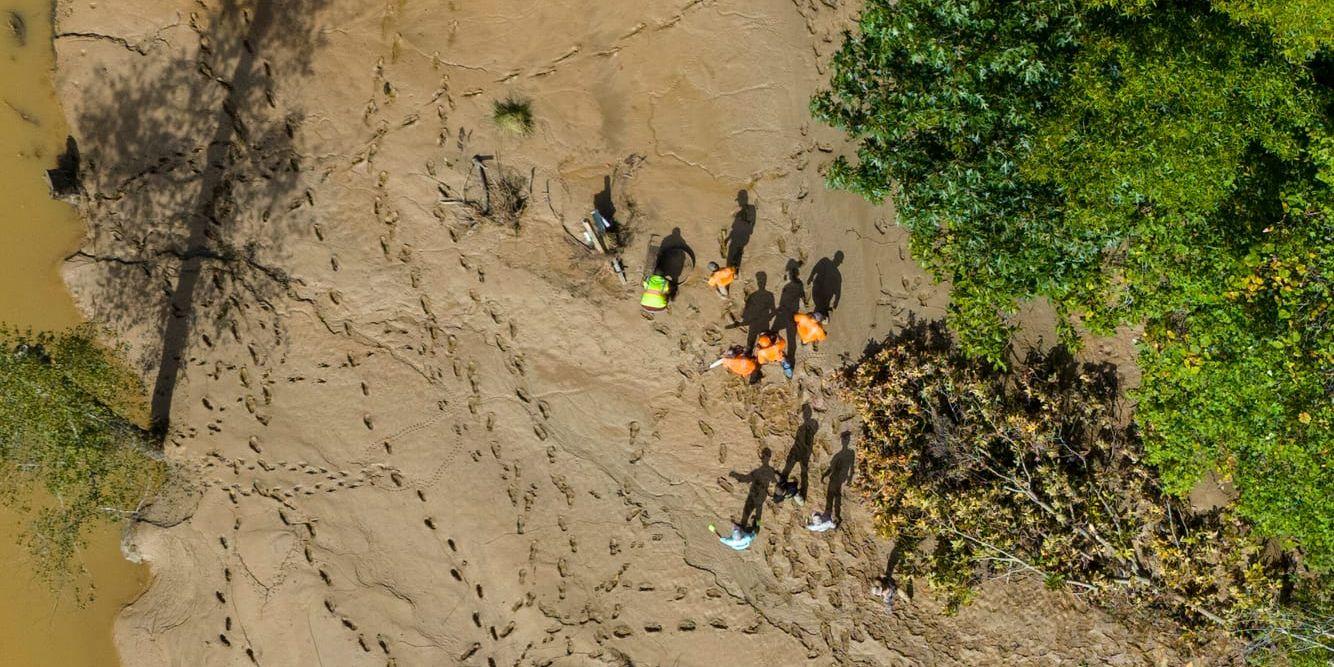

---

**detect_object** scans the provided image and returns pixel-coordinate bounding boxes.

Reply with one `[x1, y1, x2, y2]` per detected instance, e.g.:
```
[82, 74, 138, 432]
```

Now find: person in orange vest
[754, 332, 793, 379]
[793, 311, 828, 347]
[708, 345, 759, 379]
[706, 261, 737, 298]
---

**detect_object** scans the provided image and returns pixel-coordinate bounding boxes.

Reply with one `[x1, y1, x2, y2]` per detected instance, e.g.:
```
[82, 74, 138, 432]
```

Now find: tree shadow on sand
[64, 0, 330, 436]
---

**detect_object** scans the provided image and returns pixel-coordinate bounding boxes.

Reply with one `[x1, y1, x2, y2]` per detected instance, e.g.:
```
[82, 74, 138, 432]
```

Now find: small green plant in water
[492, 97, 534, 135]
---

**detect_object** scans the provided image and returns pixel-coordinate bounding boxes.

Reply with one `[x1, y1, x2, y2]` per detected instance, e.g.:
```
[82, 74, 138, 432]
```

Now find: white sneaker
[806, 513, 836, 532]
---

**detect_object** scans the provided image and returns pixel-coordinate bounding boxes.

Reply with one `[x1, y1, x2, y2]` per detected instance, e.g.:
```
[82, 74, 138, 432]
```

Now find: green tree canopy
[815, 0, 1334, 574]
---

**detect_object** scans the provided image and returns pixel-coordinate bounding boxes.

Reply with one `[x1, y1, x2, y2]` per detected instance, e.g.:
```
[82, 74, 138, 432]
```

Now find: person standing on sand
[706, 261, 737, 297]
[714, 522, 756, 550]
[772, 478, 803, 505]
[641, 272, 672, 312]
[806, 511, 837, 532]
[794, 310, 828, 347]
[870, 581, 897, 612]
[709, 345, 759, 380]
[754, 332, 793, 379]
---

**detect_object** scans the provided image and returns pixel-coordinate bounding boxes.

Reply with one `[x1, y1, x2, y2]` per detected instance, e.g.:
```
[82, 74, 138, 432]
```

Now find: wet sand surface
[51, 0, 1223, 664]
[0, 1, 145, 665]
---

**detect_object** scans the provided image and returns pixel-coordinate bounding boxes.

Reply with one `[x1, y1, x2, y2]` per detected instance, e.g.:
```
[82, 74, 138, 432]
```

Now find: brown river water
[0, 1, 146, 664]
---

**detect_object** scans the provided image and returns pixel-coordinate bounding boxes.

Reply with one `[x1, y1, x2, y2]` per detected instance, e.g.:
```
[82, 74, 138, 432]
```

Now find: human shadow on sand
[779, 403, 818, 500]
[774, 258, 805, 363]
[808, 250, 844, 316]
[821, 432, 856, 524]
[737, 270, 775, 349]
[724, 189, 756, 268]
[658, 226, 696, 286]
[731, 447, 777, 531]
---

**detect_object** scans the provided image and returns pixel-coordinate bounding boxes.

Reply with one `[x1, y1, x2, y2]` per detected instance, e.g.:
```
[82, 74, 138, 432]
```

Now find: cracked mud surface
[55, 0, 1210, 664]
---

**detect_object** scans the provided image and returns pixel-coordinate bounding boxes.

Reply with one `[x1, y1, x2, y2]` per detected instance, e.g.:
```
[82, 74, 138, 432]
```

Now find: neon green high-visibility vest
[641, 274, 670, 309]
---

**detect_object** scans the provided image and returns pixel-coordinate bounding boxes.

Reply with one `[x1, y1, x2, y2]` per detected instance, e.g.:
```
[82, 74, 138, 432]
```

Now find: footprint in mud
[504, 355, 523, 376]
[459, 643, 481, 661]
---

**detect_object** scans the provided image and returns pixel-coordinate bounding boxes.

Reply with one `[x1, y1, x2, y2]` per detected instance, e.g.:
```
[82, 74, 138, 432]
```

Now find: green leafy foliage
[1091, 0, 1334, 62]
[0, 326, 165, 591]
[816, 0, 1334, 572]
[844, 326, 1332, 659]
[1209, 0, 1334, 61]
[1025, 8, 1320, 331]
[812, 0, 1085, 367]
[1137, 187, 1334, 573]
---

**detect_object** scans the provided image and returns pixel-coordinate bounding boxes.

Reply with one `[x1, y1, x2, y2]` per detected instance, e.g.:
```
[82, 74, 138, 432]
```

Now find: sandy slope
[53, 0, 1210, 664]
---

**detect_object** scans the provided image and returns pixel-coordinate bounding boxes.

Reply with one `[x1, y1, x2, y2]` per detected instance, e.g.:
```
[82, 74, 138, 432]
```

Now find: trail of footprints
[200, 223, 539, 663]
[193, 97, 867, 664]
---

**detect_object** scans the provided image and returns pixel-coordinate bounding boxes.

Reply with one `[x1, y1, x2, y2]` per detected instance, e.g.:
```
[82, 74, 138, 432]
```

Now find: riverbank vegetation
[817, 0, 1332, 658]
[0, 326, 165, 592]
[844, 324, 1331, 659]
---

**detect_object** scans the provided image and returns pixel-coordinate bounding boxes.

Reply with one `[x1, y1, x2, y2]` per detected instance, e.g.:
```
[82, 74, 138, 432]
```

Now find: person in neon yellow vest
[641, 273, 671, 311]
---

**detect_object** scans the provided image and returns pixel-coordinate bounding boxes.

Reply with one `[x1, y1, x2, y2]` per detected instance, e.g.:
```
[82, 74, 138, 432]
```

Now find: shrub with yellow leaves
[843, 321, 1331, 661]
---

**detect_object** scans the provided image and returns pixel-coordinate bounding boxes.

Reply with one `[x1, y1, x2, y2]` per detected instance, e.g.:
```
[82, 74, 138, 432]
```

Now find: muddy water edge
[0, 1, 147, 665]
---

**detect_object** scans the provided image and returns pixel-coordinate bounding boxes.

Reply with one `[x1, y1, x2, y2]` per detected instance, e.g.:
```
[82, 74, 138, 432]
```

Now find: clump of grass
[492, 97, 534, 135]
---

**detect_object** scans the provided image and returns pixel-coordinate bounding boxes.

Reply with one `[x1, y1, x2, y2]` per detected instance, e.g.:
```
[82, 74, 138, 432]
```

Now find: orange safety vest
[722, 355, 758, 376]
[794, 312, 827, 344]
[754, 335, 787, 364]
[708, 267, 737, 289]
